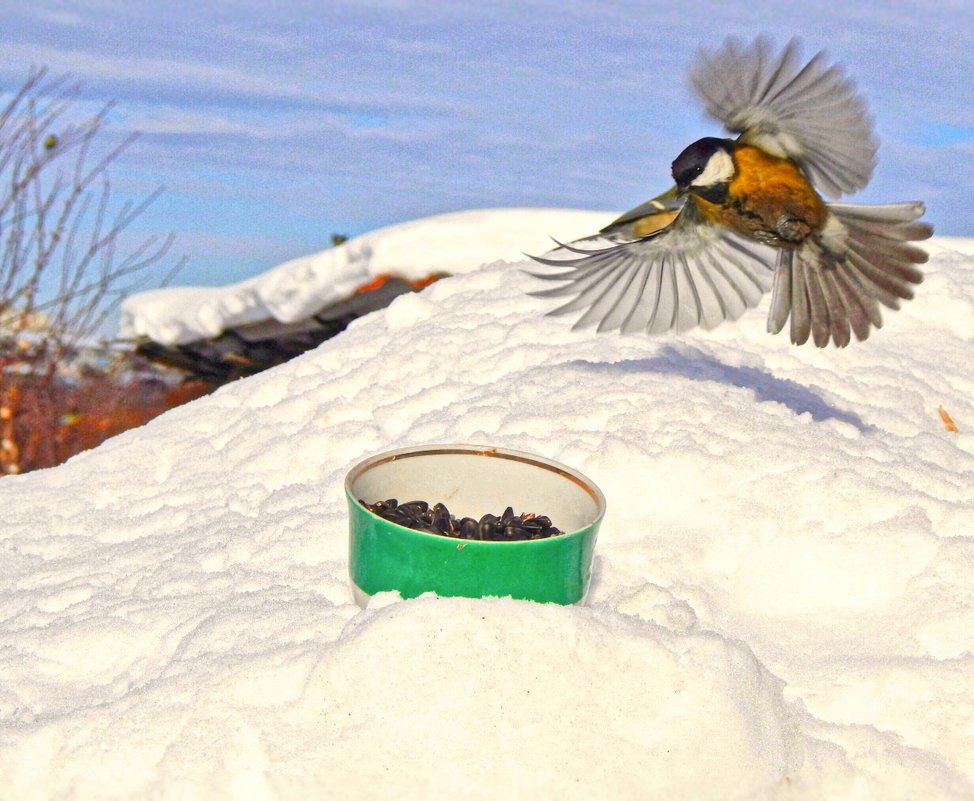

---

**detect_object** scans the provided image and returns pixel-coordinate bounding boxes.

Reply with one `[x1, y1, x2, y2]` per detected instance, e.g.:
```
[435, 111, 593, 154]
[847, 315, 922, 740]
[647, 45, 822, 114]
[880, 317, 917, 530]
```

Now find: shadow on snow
[571, 344, 872, 433]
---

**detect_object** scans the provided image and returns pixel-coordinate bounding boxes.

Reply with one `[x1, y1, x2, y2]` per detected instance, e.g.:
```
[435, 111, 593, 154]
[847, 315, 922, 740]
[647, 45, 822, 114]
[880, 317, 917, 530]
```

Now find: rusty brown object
[938, 406, 959, 433]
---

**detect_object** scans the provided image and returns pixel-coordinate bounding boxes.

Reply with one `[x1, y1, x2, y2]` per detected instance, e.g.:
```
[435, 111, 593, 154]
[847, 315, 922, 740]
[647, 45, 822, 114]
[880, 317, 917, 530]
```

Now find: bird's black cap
[671, 137, 734, 192]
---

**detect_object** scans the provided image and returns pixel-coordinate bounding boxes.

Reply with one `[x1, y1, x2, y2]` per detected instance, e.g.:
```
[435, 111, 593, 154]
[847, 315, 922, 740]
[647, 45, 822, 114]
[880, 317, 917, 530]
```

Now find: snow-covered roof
[119, 208, 614, 346]
[4, 209, 974, 798]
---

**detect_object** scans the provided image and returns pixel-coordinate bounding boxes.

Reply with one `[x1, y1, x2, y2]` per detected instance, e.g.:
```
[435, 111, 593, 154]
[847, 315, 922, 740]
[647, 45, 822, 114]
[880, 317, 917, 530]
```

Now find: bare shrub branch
[0, 67, 185, 474]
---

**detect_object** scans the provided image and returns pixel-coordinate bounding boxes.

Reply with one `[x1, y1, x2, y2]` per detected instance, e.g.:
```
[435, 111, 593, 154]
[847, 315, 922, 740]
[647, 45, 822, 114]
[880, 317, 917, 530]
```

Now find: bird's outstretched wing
[689, 36, 877, 198]
[767, 202, 930, 347]
[528, 203, 776, 335]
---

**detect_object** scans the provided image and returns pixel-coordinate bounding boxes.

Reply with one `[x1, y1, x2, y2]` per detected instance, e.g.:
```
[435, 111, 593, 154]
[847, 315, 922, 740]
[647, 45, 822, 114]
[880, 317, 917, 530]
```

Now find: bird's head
[671, 137, 736, 201]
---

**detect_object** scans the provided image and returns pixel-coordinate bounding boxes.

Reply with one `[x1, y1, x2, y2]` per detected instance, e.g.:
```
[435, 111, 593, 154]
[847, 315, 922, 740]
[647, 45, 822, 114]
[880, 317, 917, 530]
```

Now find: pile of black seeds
[360, 498, 563, 541]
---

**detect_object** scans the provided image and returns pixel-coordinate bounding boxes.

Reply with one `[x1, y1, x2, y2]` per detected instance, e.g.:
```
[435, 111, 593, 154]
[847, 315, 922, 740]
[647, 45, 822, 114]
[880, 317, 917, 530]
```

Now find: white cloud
[0, 42, 303, 101]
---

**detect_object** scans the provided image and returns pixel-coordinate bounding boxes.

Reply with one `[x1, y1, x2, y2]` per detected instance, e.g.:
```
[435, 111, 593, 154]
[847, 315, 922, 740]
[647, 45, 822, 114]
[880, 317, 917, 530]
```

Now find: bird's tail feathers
[767, 202, 932, 347]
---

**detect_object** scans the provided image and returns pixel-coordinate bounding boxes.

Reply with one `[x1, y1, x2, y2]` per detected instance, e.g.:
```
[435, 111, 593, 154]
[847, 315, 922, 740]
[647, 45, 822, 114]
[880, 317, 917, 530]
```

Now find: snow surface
[4, 209, 974, 799]
[119, 208, 614, 346]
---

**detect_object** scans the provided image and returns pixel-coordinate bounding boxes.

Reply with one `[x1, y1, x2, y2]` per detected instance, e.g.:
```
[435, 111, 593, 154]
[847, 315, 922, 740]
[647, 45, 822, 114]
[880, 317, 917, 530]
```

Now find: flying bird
[529, 37, 932, 347]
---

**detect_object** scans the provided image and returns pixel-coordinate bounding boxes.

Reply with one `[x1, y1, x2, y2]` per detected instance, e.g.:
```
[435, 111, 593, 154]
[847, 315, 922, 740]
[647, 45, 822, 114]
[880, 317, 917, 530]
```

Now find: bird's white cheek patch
[691, 149, 735, 187]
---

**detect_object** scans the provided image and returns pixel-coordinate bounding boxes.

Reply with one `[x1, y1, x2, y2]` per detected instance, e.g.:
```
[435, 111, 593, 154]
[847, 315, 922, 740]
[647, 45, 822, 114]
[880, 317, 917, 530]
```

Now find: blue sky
[2, 0, 972, 290]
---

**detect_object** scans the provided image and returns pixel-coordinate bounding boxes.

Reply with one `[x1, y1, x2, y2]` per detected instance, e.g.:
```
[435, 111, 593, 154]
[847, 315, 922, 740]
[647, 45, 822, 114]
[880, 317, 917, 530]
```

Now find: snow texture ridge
[3, 210, 974, 799]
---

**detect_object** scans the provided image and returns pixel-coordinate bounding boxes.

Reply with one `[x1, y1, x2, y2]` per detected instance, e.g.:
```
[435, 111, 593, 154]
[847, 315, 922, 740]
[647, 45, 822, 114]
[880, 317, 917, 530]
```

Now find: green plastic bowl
[346, 444, 606, 606]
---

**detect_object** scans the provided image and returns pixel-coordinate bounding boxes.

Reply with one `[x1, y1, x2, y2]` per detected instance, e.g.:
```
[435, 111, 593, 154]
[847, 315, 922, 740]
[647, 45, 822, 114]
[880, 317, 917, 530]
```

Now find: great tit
[530, 36, 932, 348]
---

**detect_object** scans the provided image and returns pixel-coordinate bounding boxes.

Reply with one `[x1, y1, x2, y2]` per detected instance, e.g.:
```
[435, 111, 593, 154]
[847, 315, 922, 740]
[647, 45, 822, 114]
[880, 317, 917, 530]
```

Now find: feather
[688, 36, 877, 198]
[526, 203, 776, 337]
[768, 202, 931, 346]
[767, 250, 793, 335]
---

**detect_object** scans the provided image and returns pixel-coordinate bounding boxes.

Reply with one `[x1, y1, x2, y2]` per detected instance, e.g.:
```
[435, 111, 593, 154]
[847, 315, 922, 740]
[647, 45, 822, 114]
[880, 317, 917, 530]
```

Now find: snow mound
[118, 208, 614, 346]
[3, 210, 974, 799]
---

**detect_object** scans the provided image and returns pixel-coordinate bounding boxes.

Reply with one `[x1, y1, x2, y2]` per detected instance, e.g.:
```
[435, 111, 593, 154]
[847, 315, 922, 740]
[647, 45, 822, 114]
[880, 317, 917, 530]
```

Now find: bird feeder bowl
[346, 444, 605, 606]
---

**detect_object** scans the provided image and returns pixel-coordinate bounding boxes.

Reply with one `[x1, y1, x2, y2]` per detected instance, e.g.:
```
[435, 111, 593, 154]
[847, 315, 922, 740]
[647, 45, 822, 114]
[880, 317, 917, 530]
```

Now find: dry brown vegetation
[1, 359, 209, 474]
[0, 67, 184, 474]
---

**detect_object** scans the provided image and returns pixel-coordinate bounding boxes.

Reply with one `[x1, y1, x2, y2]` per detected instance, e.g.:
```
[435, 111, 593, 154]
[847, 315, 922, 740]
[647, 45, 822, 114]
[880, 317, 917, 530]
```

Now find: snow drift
[119, 208, 614, 346]
[3, 210, 974, 799]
